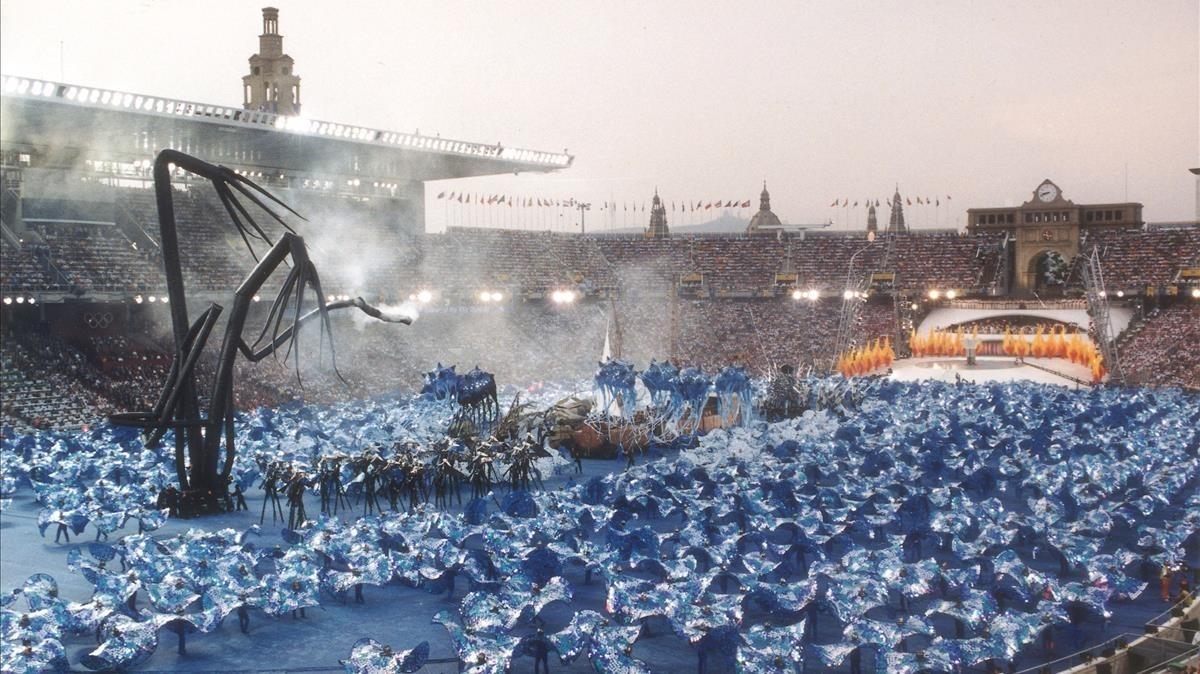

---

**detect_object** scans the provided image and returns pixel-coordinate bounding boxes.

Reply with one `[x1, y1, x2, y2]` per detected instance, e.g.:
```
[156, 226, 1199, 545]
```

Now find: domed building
[746, 182, 782, 233]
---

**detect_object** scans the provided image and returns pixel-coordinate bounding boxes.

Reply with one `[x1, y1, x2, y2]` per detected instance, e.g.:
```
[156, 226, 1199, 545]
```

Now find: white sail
[601, 317, 612, 362]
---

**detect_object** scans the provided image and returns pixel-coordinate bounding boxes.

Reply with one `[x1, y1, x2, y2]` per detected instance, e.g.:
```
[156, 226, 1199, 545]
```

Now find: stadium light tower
[577, 202, 592, 234]
[1190, 168, 1200, 220]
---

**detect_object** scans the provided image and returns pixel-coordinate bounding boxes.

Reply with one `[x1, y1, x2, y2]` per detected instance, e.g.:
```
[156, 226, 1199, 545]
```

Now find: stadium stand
[1119, 304, 1200, 389]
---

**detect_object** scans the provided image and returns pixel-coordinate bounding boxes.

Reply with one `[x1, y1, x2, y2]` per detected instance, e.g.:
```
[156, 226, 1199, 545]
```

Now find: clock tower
[966, 179, 1142, 294]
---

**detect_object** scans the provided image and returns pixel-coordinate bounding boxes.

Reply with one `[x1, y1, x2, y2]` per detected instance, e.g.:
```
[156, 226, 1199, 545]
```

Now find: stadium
[1, 4, 1198, 674]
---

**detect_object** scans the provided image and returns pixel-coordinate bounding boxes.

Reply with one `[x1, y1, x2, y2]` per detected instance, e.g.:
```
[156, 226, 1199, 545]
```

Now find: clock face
[1037, 183, 1058, 202]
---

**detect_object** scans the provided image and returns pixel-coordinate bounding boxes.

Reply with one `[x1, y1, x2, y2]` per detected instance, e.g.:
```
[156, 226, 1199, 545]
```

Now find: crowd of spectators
[1119, 304, 1200, 390]
[36, 223, 162, 292]
[1071, 226, 1200, 289]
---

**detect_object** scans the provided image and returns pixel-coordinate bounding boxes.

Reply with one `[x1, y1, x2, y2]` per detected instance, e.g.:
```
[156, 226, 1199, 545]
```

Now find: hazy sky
[2, 0, 1197, 231]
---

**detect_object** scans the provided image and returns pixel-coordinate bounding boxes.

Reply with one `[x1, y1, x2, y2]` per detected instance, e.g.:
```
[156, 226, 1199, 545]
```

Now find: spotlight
[327, 294, 336, 302]
[552, 289, 577, 304]
[479, 290, 493, 303]
[134, 295, 143, 304]
[15, 296, 24, 304]
[807, 289, 820, 301]
[160, 296, 168, 304]
[1191, 288, 1200, 299]
[2, 297, 10, 305]
[27, 297, 35, 305]
[928, 290, 941, 300]
[843, 290, 855, 300]
[946, 290, 958, 299]
[910, 302, 918, 311]
[791, 289, 803, 301]
[416, 290, 433, 304]
[1098, 290, 1106, 298]
[1116, 290, 1124, 298]
[252, 295, 261, 302]
[147, 295, 156, 303]
[490, 291, 503, 302]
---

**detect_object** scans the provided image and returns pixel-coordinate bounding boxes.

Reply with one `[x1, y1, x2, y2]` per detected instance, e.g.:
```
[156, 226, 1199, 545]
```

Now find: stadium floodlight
[807, 289, 820, 301]
[2, 297, 10, 305]
[928, 290, 941, 300]
[27, 297, 35, 305]
[491, 291, 504, 302]
[479, 291, 494, 303]
[1191, 288, 1200, 299]
[791, 289, 804, 300]
[416, 290, 433, 304]
[1116, 290, 1125, 298]
[147, 296, 157, 303]
[946, 290, 958, 299]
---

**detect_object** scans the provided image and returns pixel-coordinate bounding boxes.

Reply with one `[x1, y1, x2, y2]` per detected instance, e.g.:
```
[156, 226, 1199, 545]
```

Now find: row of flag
[829, 196, 953, 208]
[435, 192, 752, 211]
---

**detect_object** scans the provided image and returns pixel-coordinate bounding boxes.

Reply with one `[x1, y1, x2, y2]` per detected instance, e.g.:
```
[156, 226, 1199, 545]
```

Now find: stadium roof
[0, 74, 573, 181]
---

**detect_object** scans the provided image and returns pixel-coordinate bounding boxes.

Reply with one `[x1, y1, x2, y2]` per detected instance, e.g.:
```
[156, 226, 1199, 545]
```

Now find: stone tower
[867, 203, 878, 232]
[887, 186, 907, 233]
[242, 7, 301, 115]
[646, 190, 669, 238]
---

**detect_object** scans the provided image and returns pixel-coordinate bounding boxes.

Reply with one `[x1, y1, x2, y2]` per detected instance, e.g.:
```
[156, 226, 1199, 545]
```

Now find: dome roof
[747, 182, 781, 232]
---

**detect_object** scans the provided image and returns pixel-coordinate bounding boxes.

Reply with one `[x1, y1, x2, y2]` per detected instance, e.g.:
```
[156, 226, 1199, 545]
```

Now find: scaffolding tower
[1079, 246, 1124, 384]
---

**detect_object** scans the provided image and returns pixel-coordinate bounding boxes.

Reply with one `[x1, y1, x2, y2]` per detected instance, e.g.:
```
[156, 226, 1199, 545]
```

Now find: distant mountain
[601, 210, 750, 235]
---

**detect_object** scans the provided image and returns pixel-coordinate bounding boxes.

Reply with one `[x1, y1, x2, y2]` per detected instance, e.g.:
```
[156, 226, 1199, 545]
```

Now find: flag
[936, 198, 940, 206]
[830, 199, 837, 207]
[906, 198, 912, 206]
[741, 199, 751, 208]
[946, 195, 952, 200]
[705, 202, 712, 209]
[853, 201, 858, 207]
[436, 191, 446, 199]
[456, 194, 463, 203]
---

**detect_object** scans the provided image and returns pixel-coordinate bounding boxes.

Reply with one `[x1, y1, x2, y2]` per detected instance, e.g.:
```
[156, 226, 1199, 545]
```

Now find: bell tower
[242, 7, 302, 115]
[646, 190, 669, 238]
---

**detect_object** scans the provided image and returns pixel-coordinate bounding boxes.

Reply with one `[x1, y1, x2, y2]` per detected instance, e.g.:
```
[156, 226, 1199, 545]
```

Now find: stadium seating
[1074, 226, 1200, 289]
[1119, 304, 1200, 389]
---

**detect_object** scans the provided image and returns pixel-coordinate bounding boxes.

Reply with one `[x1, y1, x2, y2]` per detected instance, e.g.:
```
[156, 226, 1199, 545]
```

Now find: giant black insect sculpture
[109, 150, 409, 515]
